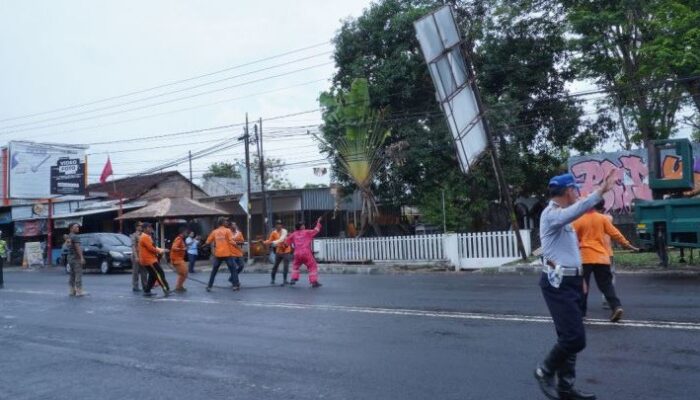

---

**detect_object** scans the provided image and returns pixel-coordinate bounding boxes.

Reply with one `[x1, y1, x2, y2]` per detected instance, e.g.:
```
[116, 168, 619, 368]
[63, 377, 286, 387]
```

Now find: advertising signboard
[8, 141, 88, 199]
[414, 6, 488, 175]
[50, 158, 85, 195]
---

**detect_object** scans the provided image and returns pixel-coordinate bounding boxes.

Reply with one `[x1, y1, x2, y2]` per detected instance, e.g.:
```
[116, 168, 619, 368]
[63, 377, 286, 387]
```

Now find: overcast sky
[0, 0, 373, 186]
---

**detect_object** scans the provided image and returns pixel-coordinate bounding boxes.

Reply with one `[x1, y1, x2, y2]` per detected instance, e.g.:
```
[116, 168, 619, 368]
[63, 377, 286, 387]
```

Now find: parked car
[65, 233, 133, 274]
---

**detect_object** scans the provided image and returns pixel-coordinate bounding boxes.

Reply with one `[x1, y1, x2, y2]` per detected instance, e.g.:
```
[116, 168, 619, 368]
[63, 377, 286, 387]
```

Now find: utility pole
[462, 46, 527, 260]
[255, 119, 269, 235]
[243, 114, 252, 264]
[441, 189, 447, 233]
[188, 150, 193, 199]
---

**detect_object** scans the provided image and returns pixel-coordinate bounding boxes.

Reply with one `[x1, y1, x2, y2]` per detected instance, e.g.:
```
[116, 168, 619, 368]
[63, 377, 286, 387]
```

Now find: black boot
[558, 354, 596, 400]
[534, 366, 558, 400]
[535, 344, 569, 399]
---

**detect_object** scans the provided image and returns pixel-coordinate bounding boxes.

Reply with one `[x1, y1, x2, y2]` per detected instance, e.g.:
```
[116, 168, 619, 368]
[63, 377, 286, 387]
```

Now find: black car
[65, 233, 133, 274]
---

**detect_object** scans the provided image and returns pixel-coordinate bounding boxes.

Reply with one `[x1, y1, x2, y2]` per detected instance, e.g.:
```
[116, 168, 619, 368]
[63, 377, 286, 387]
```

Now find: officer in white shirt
[534, 170, 616, 400]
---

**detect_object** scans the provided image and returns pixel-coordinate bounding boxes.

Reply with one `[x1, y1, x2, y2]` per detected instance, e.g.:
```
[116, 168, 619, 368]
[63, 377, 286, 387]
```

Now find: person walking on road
[0, 231, 7, 289]
[597, 204, 617, 310]
[139, 223, 170, 298]
[130, 222, 147, 292]
[170, 227, 189, 293]
[573, 200, 638, 322]
[67, 223, 88, 297]
[205, 217, 241, 292]
[264, 220, 292, 285]
[534, 171, 617, 400]
[285, 217, 323, 288]
[185, 231, 199, 273]
[230, 222, 246, 275]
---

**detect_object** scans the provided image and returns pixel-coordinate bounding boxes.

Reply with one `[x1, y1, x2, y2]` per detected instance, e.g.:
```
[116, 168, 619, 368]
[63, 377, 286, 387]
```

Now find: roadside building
[200, 185, 364, 240]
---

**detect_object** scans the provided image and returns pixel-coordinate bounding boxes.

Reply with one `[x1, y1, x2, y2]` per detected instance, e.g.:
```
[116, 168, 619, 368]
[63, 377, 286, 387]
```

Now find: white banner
[8, 141, 88, 199]
[23, 241, 44, 267]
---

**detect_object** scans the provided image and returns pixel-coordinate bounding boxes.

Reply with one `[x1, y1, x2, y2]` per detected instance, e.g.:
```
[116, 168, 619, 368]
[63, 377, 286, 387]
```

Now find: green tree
[642, 0, 700, 114]
[204, 157, 294, 190]
[564, 0, 685, 144]
[320, 78, 389, 236]
[252, 156, 295, 190]
[323, 0, 598, 231]
[203, 162, 240, 180]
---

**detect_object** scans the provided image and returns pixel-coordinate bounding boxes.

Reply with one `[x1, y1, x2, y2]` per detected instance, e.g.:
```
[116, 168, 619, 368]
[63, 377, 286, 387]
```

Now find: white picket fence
[314, 230, 531, 270]
[456, 230, 532, 269]
[315, 234, 445, 263]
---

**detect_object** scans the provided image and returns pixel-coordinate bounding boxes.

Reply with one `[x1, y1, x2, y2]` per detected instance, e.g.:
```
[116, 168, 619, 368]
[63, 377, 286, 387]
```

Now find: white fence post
[442, 233, 460, 271]
[314, 239, 326, 261]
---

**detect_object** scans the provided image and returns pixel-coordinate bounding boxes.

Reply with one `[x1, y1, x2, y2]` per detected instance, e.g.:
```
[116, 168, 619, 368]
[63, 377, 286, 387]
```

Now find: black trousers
[540, 273, 586, 390]
[582, 264, 621, 316]
[208, 257, 239, 288]
[145, 262, 170, 294]
[271, 253, 291, 282]
[0, 257, 4, 287]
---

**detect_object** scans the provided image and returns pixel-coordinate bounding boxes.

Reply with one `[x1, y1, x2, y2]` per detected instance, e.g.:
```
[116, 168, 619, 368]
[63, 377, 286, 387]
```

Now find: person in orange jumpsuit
[205, 217, 240, 292]
[138, 223, 170, 297]
[170, 227, 189, 292]
[264, 220, 292, 285]
[573, 200, 638, 321]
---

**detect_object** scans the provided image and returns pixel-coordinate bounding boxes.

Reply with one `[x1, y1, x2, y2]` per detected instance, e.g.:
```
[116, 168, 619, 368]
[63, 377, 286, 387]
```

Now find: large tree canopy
[321, 0, 604, 231]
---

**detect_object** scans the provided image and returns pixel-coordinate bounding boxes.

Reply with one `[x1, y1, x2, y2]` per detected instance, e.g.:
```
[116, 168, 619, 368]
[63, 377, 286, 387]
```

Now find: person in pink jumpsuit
[285, 217, 323, 288]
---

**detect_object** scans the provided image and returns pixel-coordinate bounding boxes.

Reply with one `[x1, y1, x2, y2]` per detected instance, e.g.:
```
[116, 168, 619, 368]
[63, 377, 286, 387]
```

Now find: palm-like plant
[319, 78, 389, 236]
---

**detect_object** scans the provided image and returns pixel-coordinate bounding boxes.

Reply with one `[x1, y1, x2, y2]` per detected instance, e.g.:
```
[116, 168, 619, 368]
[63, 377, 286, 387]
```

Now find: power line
[17, 79, 328, 141]
[0, 41, 331, 123]
[0, 51, 333, 131]
[0, 61, 333, 135]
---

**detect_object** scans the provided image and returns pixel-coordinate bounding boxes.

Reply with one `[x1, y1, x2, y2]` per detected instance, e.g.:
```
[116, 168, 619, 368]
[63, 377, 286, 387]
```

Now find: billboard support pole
[462, 47, 527, 261]
[47, 199, 53, 266]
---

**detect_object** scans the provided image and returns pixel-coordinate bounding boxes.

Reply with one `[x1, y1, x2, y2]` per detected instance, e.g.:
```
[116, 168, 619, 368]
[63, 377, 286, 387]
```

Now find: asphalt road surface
[1, 269, 699, 400]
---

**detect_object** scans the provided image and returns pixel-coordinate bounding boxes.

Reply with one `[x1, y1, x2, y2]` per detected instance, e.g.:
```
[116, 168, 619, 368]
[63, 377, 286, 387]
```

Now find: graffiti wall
[568, 143, 700, 213]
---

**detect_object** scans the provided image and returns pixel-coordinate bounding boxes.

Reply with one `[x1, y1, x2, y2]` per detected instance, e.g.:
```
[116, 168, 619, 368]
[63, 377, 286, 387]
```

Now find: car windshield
[99, 234, 131, 247]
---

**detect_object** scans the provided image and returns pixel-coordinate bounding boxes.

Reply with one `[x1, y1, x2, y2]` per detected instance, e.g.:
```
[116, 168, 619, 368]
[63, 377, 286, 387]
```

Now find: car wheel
[100, 260, 110, 275]
[65, 263, 72, 274]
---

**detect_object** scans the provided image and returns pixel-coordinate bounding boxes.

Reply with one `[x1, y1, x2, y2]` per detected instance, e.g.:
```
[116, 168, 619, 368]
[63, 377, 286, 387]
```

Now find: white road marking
[4, 288, 700, 331]
[158, 298, 700, 331]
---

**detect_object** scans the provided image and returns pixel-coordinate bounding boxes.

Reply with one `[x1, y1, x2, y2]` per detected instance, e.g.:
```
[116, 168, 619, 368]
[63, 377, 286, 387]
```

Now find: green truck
[634, 139, 700, 266]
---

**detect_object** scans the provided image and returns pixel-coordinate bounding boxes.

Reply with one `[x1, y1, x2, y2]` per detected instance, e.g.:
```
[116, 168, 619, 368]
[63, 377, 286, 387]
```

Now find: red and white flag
[99, 157, 113, 184]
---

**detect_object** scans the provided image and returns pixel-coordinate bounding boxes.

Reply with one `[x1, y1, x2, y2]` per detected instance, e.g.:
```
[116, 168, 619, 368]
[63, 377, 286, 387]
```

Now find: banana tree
[319, 78, 389, 236]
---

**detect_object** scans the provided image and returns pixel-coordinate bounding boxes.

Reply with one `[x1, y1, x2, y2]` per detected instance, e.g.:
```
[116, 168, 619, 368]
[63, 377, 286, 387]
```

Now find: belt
[541, 259, 582, 276]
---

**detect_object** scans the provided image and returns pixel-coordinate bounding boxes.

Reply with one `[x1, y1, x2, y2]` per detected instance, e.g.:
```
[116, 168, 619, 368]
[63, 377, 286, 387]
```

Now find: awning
[12, 201, 148, 222]
[116, 197, 226, 220]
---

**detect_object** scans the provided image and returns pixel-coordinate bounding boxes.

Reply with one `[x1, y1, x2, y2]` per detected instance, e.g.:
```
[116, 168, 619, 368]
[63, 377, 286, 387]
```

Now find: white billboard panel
[414, 5, 489, 175]
[414, 14, 443, 62]
[8, 141, 88, 199]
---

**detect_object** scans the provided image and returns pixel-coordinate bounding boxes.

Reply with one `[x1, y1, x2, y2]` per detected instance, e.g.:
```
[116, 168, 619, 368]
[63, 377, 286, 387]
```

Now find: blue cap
[548, 173, 580, 189]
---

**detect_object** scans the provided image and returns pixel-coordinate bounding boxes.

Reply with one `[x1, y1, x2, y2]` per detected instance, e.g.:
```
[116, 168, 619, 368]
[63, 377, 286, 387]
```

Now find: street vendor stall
[116, 197, 227, 248]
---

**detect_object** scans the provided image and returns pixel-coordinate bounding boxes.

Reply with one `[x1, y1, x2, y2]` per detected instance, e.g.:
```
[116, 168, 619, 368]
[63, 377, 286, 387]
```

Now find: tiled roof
[86, 171, 191, 199]
[116, 197, 226, 219]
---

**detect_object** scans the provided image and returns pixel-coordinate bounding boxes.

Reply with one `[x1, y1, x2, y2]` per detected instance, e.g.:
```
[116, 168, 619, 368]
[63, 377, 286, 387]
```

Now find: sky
[0, 0, 374, 187]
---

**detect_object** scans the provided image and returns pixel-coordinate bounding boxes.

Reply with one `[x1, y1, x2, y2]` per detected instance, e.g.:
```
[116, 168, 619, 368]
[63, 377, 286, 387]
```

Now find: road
[1, 269, 699, 400]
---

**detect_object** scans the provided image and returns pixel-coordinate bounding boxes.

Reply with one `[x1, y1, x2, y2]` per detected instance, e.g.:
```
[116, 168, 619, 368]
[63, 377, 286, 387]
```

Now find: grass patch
[614, 249, 700, 268]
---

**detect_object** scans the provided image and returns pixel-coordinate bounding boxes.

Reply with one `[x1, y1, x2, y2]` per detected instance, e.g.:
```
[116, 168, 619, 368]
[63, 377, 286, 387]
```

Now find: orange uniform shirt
[264, 229, 291, 254]
[230, 230, 245, 257]
[170, 235, 187, 263]
[205, 227, 236, 258]
[138, 234, 162, 266]
[573, 211, 631, 265]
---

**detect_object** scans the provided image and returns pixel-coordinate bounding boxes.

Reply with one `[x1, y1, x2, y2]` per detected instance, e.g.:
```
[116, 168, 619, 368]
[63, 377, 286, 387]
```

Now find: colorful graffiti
[568, 144, 700, 213]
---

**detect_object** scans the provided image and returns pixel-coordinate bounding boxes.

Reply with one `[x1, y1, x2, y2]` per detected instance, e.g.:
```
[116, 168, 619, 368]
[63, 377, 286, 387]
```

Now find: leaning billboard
[8, 141, 88, 199]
